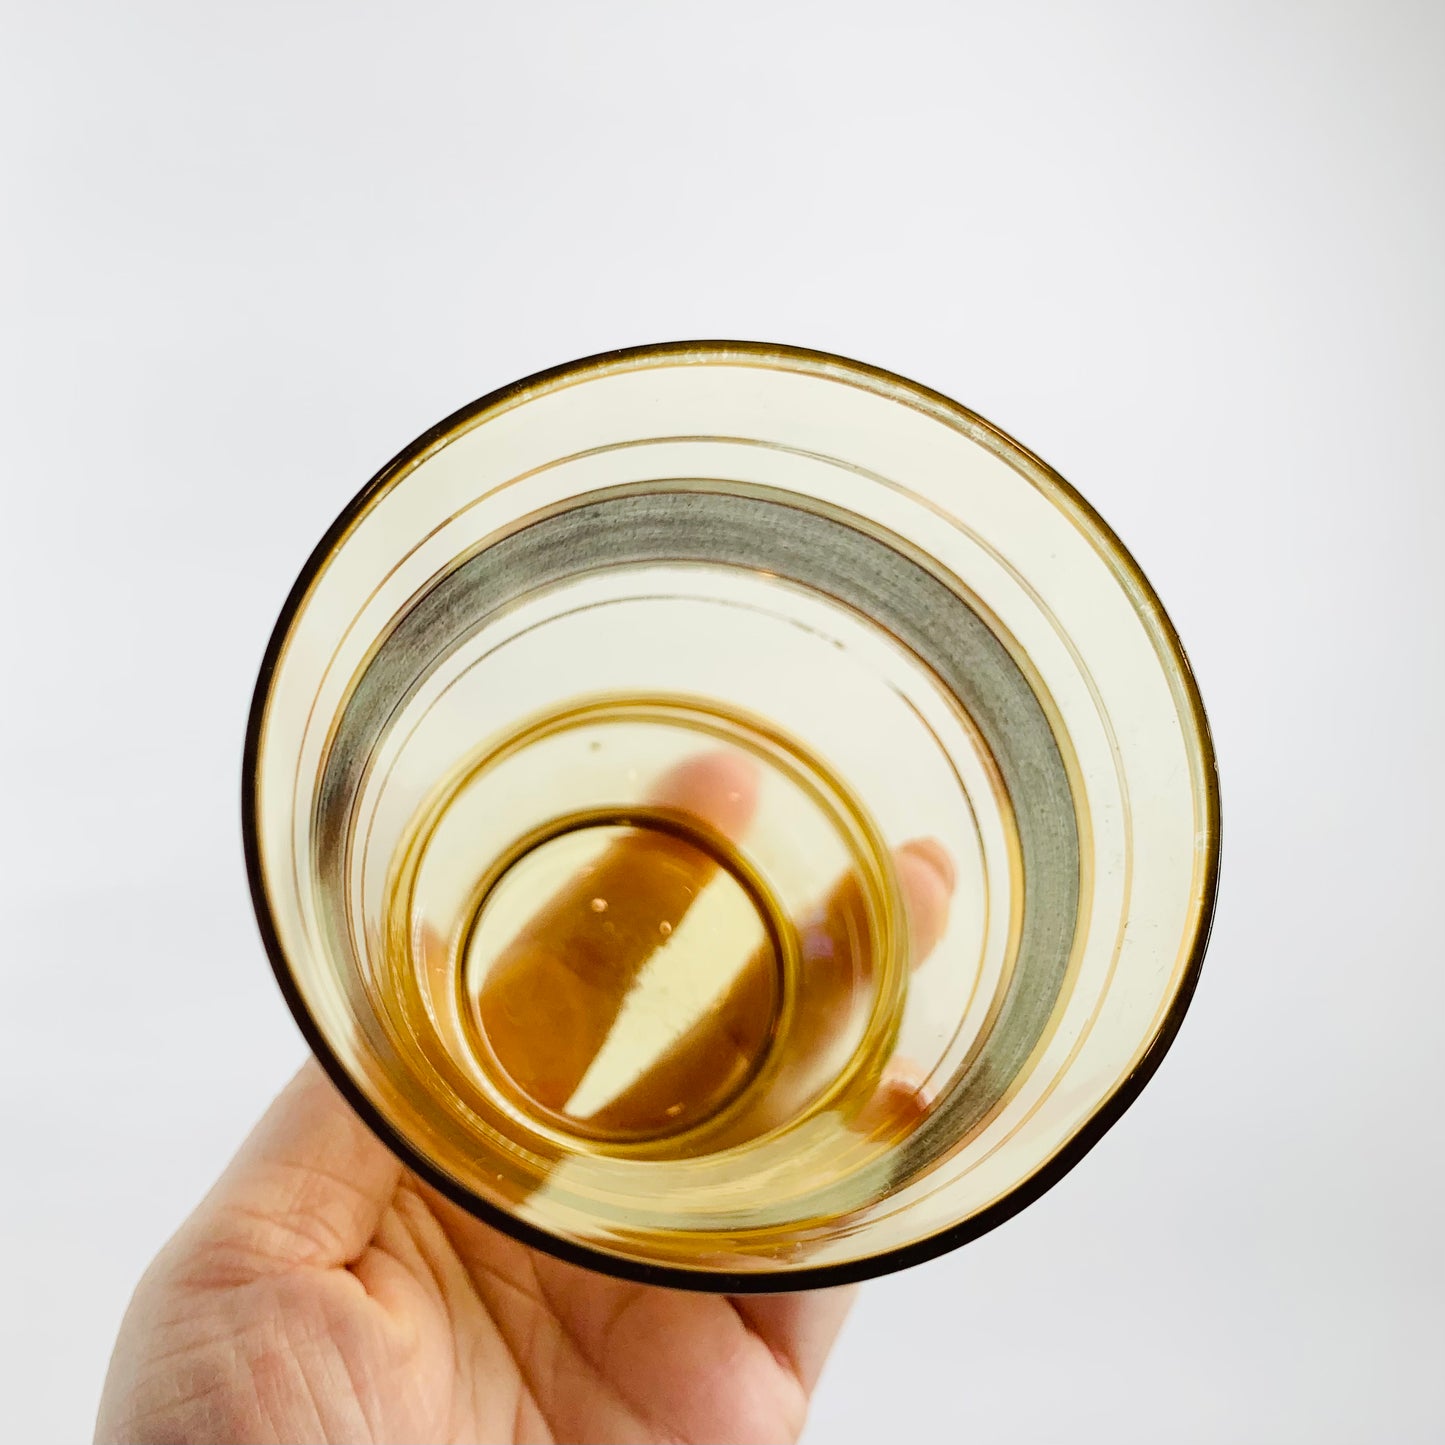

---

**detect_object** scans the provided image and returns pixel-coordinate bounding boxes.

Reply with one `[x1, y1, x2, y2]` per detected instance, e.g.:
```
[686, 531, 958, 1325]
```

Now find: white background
[3, 3, 1442, 1441]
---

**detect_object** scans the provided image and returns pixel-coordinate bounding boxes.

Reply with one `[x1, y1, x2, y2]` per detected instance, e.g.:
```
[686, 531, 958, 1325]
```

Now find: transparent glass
[244, 342, 1219, 1289]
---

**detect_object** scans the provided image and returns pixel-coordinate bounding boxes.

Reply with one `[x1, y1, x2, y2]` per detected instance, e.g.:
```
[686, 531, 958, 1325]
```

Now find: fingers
[729, 1287, 860, 1397]
[473, 752, 760, 1112]
[584, 838, 954, 1140]
[895, 837, 955, 961]
[181, 1060, 404, 1279]
[850, 1058, 933, 1141]
[643, 750, 759, 840]
[836, 843, 954, 1143]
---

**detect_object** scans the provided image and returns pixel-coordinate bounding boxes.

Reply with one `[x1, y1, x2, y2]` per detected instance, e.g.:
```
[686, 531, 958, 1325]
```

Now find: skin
[95, 756, 954, 1444]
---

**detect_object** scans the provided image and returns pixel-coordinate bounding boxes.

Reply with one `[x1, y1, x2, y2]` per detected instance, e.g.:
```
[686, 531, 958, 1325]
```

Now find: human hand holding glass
[96, 753, 954, 1445]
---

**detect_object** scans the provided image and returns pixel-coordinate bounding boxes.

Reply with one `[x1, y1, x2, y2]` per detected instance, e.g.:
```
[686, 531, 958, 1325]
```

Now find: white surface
[1, 3, 1441, 1442]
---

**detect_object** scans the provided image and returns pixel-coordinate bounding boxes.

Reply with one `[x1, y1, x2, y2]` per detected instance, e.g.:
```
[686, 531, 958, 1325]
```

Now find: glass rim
[241, 338, 1222, 1293]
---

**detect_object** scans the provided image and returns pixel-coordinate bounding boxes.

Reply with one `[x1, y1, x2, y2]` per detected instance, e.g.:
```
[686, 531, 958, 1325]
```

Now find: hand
[96, 756, 954, 1444]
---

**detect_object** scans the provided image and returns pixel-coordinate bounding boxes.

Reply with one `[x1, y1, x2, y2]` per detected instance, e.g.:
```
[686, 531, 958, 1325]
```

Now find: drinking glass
[244, 342, 1219, 1289]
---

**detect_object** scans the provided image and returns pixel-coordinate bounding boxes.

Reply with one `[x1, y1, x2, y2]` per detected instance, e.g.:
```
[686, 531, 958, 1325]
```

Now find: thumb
[178, 1059, 404, 1279]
